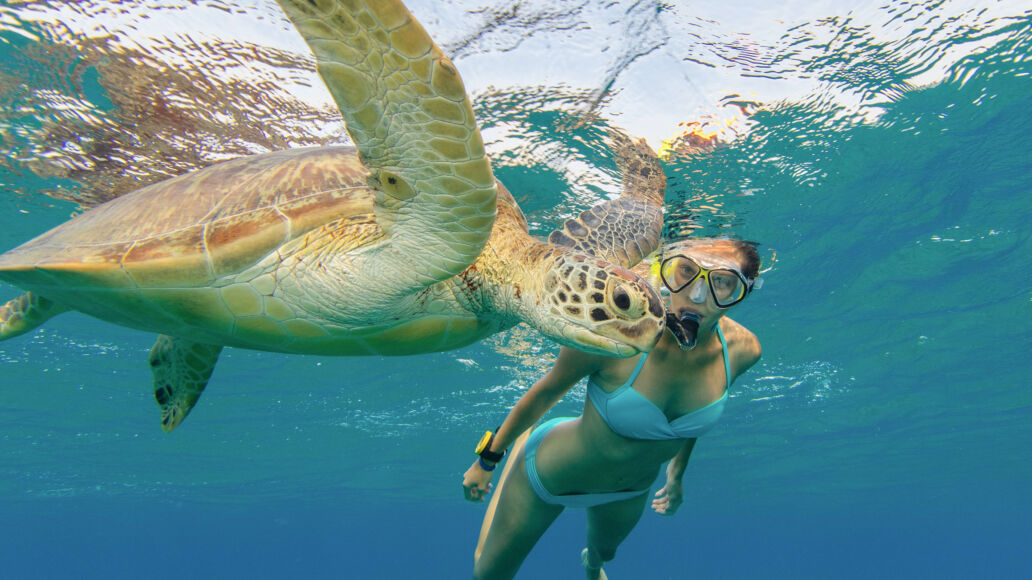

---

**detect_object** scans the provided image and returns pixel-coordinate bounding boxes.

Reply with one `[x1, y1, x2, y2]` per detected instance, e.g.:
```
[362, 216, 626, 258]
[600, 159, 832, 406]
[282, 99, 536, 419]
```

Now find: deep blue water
[6, 498, 1027, 579]
[2, 1, 1031, 578]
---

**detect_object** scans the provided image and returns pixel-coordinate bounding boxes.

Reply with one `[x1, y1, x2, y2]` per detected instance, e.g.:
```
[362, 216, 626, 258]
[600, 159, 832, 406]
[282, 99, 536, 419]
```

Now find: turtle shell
[0, 146, 371, 291]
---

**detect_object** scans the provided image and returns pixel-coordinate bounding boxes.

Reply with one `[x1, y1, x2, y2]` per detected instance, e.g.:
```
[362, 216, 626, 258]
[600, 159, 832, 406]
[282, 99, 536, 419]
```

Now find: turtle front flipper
[0, 292, 68, 341]
[278, 0, 497, 301]
[149, 335, 223, 432]
[548, 132, 666, 268]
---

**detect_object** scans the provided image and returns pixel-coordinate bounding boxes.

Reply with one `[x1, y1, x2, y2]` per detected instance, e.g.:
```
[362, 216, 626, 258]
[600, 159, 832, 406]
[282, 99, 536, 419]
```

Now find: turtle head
[526, 252, 665, 357]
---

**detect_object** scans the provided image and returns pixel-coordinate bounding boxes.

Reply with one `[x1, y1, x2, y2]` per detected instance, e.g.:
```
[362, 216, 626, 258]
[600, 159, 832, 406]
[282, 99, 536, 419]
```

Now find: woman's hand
[462, 460, 495, 502]
[651, 479, 683, 515]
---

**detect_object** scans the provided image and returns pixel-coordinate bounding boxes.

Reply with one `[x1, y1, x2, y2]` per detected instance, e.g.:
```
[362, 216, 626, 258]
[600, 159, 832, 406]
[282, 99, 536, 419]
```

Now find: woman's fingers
[474, 483, 493, 499]
[652, 489, 681, 515]
[652, 494, 669, 513]
[463, 480, 494, 502]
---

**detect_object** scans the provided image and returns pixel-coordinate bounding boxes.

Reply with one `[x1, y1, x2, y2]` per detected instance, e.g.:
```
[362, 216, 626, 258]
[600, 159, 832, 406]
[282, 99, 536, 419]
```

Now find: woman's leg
[474, 429, 529, 561]
[582, 491, 650, 579]
[473, 429, 564, 580]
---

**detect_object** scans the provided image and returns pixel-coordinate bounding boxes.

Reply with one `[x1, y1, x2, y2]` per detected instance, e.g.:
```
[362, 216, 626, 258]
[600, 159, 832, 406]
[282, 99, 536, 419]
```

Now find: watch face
[475, 431, 493, 454]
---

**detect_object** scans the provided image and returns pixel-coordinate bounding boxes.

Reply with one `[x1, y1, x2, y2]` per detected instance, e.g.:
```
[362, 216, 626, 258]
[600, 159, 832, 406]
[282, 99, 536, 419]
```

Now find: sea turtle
[0, 0, 666, 431]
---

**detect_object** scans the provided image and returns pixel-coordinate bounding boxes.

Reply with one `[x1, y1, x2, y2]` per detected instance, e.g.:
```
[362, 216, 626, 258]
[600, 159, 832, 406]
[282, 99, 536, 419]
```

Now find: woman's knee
[585, 496, 648, 562]
[591, 544, 618, 563]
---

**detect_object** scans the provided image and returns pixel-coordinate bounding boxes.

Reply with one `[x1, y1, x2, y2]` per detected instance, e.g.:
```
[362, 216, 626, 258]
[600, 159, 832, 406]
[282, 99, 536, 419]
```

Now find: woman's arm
[652, 438, 696, 515]
[462, 346, 601, 502]
[720, 316, 762, 380]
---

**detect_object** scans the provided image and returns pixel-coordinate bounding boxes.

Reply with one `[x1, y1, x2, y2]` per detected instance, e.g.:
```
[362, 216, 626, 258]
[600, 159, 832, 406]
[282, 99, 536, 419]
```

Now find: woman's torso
[533, 322, 739, 495]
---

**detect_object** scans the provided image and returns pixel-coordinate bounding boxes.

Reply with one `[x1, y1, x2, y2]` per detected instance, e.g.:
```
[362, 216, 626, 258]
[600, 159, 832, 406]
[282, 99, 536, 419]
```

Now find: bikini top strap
[622, 353, 649, 389]
[715, 322, 732, 389]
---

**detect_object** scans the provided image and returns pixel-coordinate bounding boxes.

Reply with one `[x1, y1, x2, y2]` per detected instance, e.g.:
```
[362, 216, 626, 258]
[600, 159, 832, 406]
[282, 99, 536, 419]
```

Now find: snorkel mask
[649, 253, 762, 351]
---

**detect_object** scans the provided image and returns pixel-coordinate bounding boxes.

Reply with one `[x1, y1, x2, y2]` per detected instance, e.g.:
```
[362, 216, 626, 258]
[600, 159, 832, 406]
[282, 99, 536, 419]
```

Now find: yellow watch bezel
[474, 430, 494, 455]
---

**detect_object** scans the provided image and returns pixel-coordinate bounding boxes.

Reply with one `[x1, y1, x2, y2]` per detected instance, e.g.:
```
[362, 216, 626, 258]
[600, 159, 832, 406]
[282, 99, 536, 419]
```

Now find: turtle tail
[0, 292, 68, 341]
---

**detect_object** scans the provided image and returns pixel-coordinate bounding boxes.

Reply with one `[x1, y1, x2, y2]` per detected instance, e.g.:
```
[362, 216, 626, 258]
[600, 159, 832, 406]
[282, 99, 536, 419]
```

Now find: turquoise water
[2, 1, 1030, 578]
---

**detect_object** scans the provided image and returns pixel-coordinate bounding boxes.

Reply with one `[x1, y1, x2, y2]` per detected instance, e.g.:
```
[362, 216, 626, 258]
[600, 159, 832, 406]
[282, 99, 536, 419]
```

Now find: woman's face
[659, 243, 751, 350]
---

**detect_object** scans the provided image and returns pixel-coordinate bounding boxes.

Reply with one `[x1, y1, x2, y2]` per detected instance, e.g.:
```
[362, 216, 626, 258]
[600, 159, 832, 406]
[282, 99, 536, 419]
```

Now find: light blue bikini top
[587, 324, 732, 441]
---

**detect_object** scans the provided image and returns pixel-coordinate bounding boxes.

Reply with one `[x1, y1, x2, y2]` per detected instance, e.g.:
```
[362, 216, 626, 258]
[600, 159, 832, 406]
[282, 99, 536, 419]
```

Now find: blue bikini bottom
[524, 417, 650, 508]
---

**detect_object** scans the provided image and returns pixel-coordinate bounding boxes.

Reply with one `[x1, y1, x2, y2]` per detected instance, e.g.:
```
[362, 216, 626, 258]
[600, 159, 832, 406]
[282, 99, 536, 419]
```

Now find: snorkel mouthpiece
[666, 311, 701, 351]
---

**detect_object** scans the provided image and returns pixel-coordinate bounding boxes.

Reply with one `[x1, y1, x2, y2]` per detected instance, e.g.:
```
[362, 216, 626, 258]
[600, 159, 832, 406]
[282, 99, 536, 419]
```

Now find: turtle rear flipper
[149, 335, 223, 432]
[548, 132, 665, 268]
[0, 292, 68, 341]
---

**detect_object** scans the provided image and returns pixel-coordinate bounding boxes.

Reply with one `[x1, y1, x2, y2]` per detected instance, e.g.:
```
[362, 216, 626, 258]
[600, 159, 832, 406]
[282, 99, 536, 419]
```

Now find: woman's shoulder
[554, 346, 611, 378]
[719, 317, 761, 378]
[557, 345, 642, 389]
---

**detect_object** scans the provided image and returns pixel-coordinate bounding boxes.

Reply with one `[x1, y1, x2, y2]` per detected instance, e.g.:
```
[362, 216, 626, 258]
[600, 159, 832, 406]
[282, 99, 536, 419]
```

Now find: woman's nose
[688, 278, 707, 303]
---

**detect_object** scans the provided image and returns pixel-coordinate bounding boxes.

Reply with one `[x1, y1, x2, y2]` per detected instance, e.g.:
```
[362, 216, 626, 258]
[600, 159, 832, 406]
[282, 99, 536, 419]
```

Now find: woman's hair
[663, 237, 761, 280]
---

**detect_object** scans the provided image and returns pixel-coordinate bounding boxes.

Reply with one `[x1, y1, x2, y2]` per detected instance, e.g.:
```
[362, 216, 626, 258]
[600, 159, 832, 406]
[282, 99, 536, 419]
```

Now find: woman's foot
[581, 548, 609, 580]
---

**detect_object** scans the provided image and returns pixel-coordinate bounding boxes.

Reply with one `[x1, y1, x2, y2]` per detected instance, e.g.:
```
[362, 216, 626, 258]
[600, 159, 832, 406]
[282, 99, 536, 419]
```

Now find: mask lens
[709, 269, 746, 307]
[660, 256, 700, 294]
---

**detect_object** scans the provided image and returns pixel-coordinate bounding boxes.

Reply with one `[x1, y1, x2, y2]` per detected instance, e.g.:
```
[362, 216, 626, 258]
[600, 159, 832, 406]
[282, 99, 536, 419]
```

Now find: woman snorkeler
[462, 237, 763, 579]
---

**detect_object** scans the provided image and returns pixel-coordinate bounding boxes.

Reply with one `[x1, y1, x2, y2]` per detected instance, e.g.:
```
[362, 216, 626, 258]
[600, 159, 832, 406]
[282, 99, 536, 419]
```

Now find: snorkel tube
[666, 310, 701, 351]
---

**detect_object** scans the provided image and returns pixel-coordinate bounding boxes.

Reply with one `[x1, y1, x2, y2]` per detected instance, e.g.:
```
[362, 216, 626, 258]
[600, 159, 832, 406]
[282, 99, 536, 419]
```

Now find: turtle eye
[613, 285, 631, 311]
[606, 280, 650, 320]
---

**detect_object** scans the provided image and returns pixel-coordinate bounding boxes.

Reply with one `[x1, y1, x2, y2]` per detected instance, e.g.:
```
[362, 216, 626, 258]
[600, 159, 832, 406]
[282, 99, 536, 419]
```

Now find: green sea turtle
[0, 0, 666, 431]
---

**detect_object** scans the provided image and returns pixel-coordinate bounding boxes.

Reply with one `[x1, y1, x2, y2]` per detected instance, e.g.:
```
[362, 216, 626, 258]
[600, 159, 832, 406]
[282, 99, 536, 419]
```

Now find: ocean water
[1, 1, 1030, 578]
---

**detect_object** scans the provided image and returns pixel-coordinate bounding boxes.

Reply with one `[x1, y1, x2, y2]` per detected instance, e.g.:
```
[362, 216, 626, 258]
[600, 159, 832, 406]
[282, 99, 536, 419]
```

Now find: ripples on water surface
[1, 1, 1030, 577]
